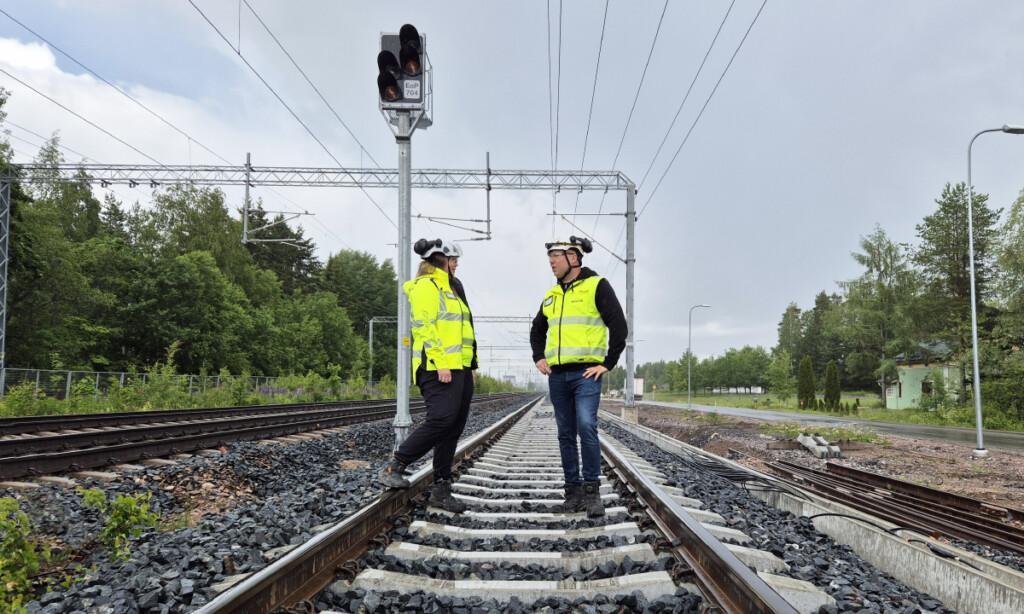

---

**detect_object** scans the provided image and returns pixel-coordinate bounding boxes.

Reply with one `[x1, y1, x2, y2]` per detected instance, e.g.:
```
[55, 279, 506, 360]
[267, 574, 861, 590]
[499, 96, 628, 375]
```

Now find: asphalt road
[643, 400, 1024, 453]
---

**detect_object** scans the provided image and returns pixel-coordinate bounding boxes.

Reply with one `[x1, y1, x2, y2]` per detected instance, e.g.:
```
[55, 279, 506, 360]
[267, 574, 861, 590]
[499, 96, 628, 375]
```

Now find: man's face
[548, 250, 577, 278]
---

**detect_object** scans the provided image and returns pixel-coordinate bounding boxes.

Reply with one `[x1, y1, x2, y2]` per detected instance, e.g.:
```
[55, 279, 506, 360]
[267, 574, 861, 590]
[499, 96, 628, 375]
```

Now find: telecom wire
[0, 68, 165, 165]
[552, 0, 563, 237]
[607, 0, 766, 274]
[187, 0, 396, 227]
[0, 7, 351, 248]
[639, 0, 768, 216]
[591, 0, 669, 235]
[571, 0, 610, 221]
[240, 0, 382, 169]
[637, 0, 737, 190]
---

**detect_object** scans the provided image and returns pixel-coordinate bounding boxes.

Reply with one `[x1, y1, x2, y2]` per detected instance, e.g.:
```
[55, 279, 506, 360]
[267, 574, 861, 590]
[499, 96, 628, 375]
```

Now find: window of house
[922, 380, 932, 395]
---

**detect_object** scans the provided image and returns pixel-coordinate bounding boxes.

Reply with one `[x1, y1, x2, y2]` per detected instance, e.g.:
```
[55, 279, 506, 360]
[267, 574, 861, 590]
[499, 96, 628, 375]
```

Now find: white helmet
[414, 238, 462, 260]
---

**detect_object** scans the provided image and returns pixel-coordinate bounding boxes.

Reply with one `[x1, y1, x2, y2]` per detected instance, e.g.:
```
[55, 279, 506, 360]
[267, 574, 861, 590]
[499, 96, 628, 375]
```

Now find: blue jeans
[548, 370, 602, 483]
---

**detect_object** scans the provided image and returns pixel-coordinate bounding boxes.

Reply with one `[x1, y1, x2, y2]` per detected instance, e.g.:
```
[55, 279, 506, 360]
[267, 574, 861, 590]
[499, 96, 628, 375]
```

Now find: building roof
[894, 341, 953, 365]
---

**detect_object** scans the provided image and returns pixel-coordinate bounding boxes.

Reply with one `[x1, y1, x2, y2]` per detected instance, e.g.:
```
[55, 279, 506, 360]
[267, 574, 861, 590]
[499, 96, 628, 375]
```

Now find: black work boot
[583, 480, 604, 518]
[377, 459, 410, 488]
[429, 479, 468, 514]
[562, 483, 585, 513]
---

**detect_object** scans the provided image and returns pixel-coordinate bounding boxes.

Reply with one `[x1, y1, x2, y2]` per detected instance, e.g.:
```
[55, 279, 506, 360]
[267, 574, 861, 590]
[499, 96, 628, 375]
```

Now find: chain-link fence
[0, 368, 284, 400]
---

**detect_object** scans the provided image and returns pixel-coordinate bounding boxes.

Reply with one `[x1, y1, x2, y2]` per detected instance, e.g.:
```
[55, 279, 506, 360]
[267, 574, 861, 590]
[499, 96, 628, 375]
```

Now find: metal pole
[368, 317, 375, 388]
[242, 152, 251, 244]
[966, 129, 999, 458]
[0, 181, 9, 399]
[394, 111, 414, 450]
[688, 308, 693, 409]
[624, 183, 636, 408]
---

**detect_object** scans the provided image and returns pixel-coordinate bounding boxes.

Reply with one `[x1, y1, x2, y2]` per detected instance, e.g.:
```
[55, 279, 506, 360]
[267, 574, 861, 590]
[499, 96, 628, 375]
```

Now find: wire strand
[187, 0, 396, 228]
[571, 0, 610, 221]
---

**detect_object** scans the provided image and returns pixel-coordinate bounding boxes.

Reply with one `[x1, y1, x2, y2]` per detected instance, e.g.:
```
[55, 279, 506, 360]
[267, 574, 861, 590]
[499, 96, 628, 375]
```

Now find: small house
[885, 341, 961, 410]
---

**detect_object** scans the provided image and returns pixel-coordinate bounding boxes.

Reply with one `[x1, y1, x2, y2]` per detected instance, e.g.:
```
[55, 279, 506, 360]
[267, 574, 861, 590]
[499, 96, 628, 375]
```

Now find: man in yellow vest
[530, 236, 627, 518]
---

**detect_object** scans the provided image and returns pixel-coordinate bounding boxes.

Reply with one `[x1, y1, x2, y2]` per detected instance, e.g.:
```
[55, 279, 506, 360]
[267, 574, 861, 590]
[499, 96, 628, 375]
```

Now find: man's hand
[582, 365, 608, 380]
[438, 368, 452, 383]
[535, 359, 552, 375]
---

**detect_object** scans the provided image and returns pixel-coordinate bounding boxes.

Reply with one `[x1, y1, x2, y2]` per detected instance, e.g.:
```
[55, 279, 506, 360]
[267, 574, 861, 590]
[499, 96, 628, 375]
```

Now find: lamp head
[1002, 124, 1024, 135]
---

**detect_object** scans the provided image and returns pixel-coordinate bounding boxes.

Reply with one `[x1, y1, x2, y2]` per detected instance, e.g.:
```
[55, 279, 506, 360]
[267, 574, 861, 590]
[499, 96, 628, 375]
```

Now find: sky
[2, 0, 1024, 383]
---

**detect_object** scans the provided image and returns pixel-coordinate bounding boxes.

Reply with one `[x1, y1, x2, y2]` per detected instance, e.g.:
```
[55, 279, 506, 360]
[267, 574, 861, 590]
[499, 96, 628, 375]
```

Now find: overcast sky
[2, 1, 1024, 381]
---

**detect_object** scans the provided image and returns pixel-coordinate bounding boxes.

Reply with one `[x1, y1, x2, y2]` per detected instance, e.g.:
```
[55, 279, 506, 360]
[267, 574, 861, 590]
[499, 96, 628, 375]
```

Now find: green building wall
[885, 364, 961, 410]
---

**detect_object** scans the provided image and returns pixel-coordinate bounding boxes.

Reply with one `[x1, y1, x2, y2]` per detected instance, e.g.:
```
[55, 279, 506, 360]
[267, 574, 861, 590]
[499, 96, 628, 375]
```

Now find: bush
[79, 489, 159, 560]
[797, 357, 816, 409]
[1, 497, 50, 612]
[823, 361, 841, 410]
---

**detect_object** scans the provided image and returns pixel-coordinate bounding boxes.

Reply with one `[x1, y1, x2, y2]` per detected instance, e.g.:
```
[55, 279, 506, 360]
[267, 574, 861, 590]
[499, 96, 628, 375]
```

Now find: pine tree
[797, 356, 816, 409]
[824, 360, 841, 410]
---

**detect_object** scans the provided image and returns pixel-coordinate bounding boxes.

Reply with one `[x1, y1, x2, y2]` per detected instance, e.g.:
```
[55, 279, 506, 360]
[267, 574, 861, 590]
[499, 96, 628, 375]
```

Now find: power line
[637, 0, 737, 190]
[3, 120, 94, 161]
[608, 0, 767, 274]
[240, 0, 382, 169]
[639, 0, 768, 216]
[591, 0, 669, 234]
[552, 0, 564, 236]
[0, 6, 227, 165]
[187, 0, 396, 228]
[0, 8, 348, 247]
[546, 0, 554, 173]
[0, 67, 165, 165]
[571, 0, 611, 221]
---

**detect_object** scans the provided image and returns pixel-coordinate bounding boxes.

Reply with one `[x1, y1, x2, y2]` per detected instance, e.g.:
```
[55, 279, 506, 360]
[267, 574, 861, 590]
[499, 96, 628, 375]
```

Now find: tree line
[622, 181, 1024, 424]
[2, 95, 399, 384]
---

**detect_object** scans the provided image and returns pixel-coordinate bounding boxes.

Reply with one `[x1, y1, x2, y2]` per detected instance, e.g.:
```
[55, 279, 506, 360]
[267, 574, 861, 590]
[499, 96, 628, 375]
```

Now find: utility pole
[394, 110, 413, 446]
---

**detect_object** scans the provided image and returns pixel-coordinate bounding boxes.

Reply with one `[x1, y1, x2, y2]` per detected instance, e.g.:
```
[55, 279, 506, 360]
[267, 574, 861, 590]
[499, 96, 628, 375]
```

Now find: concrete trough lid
[451, 492, 619, 509]
[758, 572, 836, 614]
[426, 506, 630, 522]
[352, 568, 678, 603]
[453, 481, 612, 496]
[409, 520, 641, 541]
[386, 541, 657, 571]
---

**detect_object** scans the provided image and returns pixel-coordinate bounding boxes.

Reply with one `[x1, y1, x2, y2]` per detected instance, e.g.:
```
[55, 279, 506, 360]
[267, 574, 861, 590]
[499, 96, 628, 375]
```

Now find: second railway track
[0, 393, 522, 480]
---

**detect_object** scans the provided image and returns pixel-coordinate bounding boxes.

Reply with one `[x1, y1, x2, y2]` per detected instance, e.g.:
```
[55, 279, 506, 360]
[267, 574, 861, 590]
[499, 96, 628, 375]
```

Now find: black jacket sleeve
[451, 277, 478, 370]
[595, 278, 627, 370]
[530, 304, 548, 363]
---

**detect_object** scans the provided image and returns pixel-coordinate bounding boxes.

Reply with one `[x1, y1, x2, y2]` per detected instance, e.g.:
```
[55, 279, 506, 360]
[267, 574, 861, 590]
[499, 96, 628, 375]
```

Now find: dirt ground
[605, 401, 1024, 512]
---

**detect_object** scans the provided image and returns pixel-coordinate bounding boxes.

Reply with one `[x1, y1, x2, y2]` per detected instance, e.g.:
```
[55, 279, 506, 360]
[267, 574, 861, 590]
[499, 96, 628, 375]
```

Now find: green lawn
[643, 390, 1024, 432]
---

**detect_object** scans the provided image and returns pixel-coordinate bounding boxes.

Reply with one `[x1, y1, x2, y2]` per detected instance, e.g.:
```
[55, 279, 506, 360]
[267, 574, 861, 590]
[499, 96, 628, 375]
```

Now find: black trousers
[394, 368, 474, 481]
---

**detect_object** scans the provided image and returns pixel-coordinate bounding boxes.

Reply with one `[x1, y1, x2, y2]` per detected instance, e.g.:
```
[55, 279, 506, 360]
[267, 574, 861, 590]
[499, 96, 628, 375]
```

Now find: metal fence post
[65, 371, 72, 400]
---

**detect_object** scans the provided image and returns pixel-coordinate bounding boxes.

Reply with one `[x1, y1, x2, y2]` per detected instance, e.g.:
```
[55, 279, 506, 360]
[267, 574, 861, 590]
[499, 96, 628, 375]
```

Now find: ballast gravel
[601, 421, 953, 613]
[9, 396, 528, 614]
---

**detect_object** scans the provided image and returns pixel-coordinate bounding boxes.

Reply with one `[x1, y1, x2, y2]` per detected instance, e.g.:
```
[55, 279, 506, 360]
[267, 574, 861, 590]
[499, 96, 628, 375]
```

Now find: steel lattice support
[2, 163, 631, 191]
[0, 181, 8, 397]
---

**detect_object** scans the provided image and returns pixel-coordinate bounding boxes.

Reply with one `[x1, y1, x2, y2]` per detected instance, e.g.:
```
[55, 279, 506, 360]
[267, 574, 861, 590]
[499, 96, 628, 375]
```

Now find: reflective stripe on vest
[541, 275, 607, 366]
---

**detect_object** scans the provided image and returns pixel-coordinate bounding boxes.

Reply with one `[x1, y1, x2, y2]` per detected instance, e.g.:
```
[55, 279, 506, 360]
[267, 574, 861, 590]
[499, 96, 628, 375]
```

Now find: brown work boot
[377, 459, 410, 488]
[583, 480, 604, 518]
[429, 479, 468, 513]
[562, 482, 585, 513]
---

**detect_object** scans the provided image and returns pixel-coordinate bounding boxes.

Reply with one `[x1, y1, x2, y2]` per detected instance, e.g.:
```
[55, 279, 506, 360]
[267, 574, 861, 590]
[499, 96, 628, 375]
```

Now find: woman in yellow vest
[377, 238, 476, 513]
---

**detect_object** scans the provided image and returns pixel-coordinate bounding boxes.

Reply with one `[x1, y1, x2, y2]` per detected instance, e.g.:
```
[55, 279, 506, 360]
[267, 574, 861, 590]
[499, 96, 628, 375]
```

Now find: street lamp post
[687, 304, 711, 409]
[966, 124, 1024, 459]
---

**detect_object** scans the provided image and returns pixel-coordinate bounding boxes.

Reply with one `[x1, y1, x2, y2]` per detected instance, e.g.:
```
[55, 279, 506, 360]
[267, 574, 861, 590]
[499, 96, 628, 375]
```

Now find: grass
[759, 421, 889, 444]
[644, 390, 1024, 432]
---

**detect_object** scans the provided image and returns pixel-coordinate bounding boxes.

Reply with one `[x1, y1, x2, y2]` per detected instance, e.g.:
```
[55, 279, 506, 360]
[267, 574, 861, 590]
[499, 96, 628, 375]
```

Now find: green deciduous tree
[766, 350, 795, 405]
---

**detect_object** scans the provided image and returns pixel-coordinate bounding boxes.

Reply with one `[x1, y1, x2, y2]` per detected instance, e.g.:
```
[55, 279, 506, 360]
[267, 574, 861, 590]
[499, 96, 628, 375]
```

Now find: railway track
[0, 393, 523, 480]
[766, 459, 1024, 556]
[199, 399, 812, 613]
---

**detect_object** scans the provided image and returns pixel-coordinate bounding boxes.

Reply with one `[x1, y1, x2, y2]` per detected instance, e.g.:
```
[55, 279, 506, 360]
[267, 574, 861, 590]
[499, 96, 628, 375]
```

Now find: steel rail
[0, 393, 519, 436]
[600, 441, 797, 613]
[0, 394, 529, 480]
[824, 461, 1024, 522]
[767, 461, 1024, 556]
[197, 395, 543, 614]
[0, 402, 429, 457]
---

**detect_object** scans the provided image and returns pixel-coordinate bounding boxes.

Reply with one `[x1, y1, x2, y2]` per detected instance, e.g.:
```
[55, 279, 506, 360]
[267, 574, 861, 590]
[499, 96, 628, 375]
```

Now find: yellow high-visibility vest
[541, 275, 607, 366]
[404, 267, 475, 381]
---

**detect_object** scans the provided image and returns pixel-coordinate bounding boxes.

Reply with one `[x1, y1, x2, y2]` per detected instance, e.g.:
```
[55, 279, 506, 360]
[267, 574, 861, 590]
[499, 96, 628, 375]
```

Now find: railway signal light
[378, 23, 426, 110]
